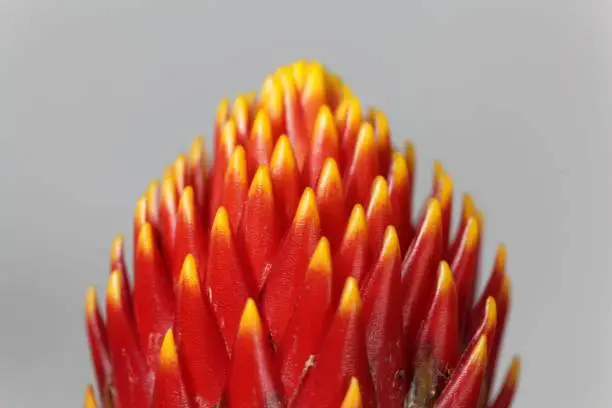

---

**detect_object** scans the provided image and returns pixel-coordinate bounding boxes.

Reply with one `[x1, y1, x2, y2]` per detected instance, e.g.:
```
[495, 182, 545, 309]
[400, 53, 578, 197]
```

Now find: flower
[84, 60, 520, 408]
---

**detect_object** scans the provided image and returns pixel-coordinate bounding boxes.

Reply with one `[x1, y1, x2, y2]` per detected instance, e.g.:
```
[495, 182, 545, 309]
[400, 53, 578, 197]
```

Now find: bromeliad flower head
[84, 60, 520, 408]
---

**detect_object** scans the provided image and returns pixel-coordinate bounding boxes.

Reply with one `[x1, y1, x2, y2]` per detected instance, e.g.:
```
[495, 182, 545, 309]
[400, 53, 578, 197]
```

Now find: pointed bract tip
[405, 141, 416, 171]
[496, 243, 508, 271]
[226, 145, 247, 180]
[179, 254, 199, 289]
[134, 195, 147, 221]
[294, 187, 319, 225]
[85, 286, 98, 318]
[346, 204, 367, 238]
[248, 165, 273, 198]
[238, 298, 262, 335]
[216, 98, 230, 123]
[318, 157, 342, 188]
[270, 134, 297, 172]
[189, 134, 205, 157]
[136, 222, 155, 256]
[437, 172, 453, 206]
[110, 234, 124, 258]
[84, 384, 97, 408]
[212, 206, 232, 238]
[381, 225, 400, 259]
[463, 193, 476, 217]
[484, 296, 498, 332]
[160, 328, 178, 366]
[251, 110, 272, 139]
[509, 356, 521, 385]
[303, 63, 326, 98]
[465, 217, 480, 249]
[437, 261, 455, 293]
[356, 122, 375, 152]
[340, 377, 362, 408]
[390, 151, 408, 182]
[339, 276, 361, 315]
[472, 334, 488, 366]
[309, 237, 332, 275]
[370, 175, 389, 203]
[178, 186, 195, 219]
[314, 105, 337, 136]
[106, 270, 123, 307]
[424, 198, 442, 232]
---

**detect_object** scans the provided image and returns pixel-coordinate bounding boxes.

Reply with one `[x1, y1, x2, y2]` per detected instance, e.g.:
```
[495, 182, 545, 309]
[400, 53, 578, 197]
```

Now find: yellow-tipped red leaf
[489, 357, 520, 408]
[240, 165, 279, 291]
[152, 329, 190, 408]
[340, 377, 363, 408]
[293, 277, 376, 408]
[262, 187, 321, 345]
[205, 207, 254, 355]
[175, 254, 228, 407]
[106, 270, 151, 408]
[435, 335, 489, 408]
[226, 298, 285, 408]
[134, 223, 176, 373]
[361, 226, 406, 407]
[279, 237, 333, 402]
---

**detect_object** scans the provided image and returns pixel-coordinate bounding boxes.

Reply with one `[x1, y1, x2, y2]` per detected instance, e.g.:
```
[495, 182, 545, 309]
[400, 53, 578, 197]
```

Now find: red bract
[84, 60, 520, 408]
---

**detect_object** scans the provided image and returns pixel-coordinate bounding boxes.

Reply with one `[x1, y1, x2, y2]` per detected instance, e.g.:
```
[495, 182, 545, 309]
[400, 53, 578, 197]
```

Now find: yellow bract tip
[134, 195, 147, 223]
[248, 165, 273, 198]
[508, 356, 521, 386]
[314, 105, 338, 139]
[179, 254, 199, 290]
[308, 237, 332, 275]
[340, 377, 362, 408]
[251, 110, 272, 140]
[405, 141, 416, 173]
[212, 206, 232, 238]
[220, 120, 238, 149]
[390, 151, 409, 183]
[226, 145, 247, 183]
[84, 384, 97, 408]
[136, 222, 155, 256]
[369, 176, 390, 208]
[471, 334, 488, 366]
[292, 60, 308, 90]
[107, 270, 123, 307]
[465, 217, 480, 249]
[85, 286, 98, 318]
[437, 172, 453, 208]
[110, 234, 124, 261]
[346, 204, 367, 238]
[355, 122, 375, 154]
[179, 186, 195, 220]
[293, 187, 320, 226]
[216, 98, 230, 124]
[437, 261, 455, 293]
[496, 244, 507, 272]
[424, 198, 442, 234]
[463, 193, 476, 219]
[238, 298, 262, 334]
[303, 63, 326, 100]
[484, 296, 498, 332]
[270, 135, 297, 173]
[317, 158, 343, 190]
[339, 277, 361, 315]
[381, 225, 400, 260]
[189, 135, 206, 166]
[160, 328, 178, 366]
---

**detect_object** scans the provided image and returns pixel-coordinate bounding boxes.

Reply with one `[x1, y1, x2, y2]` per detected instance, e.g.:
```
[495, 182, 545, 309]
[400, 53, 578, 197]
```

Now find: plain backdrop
[2, 1, 611, 406]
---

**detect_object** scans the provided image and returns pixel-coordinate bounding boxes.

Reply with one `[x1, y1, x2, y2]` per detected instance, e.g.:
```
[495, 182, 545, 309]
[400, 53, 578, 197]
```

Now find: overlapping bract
[85, 60, 520, 408]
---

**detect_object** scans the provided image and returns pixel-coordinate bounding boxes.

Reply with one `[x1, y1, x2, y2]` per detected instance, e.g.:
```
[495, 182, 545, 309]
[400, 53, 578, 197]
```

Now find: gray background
[2, 1, 611, 406]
